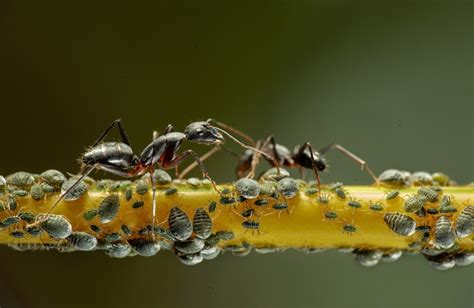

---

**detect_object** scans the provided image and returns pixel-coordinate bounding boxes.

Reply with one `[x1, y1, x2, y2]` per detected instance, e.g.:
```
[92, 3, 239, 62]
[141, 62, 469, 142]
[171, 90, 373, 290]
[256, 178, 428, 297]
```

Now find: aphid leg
[206, 118, 256, 146]
[165, 150, 221, 195]
[318, 143, 379, 185]
[295, 143, 322, 197]
[177, 146, 221, 179]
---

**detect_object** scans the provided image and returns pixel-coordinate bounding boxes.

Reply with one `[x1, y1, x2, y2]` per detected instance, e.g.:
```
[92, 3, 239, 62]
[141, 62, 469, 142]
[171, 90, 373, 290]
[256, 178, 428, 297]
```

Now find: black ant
[39, 119, 275, 235]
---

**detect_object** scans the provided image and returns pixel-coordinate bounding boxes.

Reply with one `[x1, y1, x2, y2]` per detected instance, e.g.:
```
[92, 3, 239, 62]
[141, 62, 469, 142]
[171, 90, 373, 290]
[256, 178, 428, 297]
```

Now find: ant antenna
[206, 119, 256, 146]
[213, 127, 281, 174]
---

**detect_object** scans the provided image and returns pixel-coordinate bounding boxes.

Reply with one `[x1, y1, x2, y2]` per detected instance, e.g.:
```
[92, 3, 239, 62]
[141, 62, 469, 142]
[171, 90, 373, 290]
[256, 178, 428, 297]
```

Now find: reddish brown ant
[40, 119, 274, 236]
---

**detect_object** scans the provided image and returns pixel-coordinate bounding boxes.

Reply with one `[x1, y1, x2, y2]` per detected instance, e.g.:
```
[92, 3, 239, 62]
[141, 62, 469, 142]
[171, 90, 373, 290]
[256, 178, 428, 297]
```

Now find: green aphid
[219, 196, 235, 205]
[97, 194, 120, 224]
[121, 224, 132, 235]
[7, 196, 17, 211]
[25, 226, 41, 237]
[305, 188, 319, 196]
[329, 182, 344, 191]
[324, 211, 338, 219]
[153, 226, 175, 241]
[40, 169, 66, 187]
[10, 231, 24, 238]
[187, 177, 201, 188]
[132, 201, 145, 209]
[1, 216, 20, 227]
[104, 232, 121, 243]
[109, 182, 121, 191]
[18, 212, 35, 223]
[83, 209, 98, 221]
[440, 206, 457, 213]
[221, 188, 231, 195]
[273, 203, 288, 210]
[165, 187, 178, 196]
[135, 180, 149, 195]
[385, 190, 399, 200]
[215, 230, 235, 241]
[335, 188, 347, 199]
[369, 203, 384, 212]
[347, 200, 362, 209]
[12, 190, 29, 197]
[30, 184, 45, 201]
[208, 201, 217, 213]
[318, 193, 330, 204]
[39, 182, 56, 193]
[6, 172, 35, 188]
[124, 188, 133, 201]
[254, 199, 269, 206]
[343, 224, 357, 234]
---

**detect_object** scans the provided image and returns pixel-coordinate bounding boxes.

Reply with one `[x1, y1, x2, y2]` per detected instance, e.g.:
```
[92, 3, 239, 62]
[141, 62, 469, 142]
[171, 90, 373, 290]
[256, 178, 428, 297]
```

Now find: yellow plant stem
[1, 183, 472, 251]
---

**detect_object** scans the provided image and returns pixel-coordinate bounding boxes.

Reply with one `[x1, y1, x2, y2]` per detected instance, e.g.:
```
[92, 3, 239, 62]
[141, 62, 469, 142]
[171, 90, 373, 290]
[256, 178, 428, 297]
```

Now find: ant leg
[177, 146, 220, 179]
[91, 119, 132, 148]
[318, 143, 379, 185]
[153, 124, 174, 141]
[295, 143, 322, 196]
[165, 150, 221, 194]
[206, 118, 256, 146]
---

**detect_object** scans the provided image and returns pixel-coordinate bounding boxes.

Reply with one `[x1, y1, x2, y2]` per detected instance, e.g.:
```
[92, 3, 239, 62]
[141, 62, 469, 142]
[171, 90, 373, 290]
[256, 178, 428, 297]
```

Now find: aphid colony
[1, 168, 472, 270]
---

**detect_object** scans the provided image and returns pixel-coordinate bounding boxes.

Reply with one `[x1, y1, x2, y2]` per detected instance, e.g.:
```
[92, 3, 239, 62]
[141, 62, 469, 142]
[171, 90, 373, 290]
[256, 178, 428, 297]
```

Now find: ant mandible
[42, 119, 275, 235]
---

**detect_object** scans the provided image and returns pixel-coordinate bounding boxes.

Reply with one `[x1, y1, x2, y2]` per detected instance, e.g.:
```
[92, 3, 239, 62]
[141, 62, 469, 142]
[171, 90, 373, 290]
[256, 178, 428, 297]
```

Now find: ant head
[184, 121, 224, 145]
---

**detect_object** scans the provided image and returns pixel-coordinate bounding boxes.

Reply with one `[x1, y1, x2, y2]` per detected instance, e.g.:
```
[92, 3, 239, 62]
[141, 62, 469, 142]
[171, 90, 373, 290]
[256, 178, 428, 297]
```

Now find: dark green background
[0, 1, 472, 307]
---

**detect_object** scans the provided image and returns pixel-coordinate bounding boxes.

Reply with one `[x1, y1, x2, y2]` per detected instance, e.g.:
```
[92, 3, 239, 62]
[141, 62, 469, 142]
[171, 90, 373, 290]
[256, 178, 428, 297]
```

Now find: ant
[38, 119, 274, 236]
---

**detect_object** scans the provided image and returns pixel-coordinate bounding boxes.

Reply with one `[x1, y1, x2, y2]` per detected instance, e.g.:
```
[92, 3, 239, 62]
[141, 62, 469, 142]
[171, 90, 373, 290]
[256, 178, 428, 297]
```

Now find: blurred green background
[0, 1, 472, 307]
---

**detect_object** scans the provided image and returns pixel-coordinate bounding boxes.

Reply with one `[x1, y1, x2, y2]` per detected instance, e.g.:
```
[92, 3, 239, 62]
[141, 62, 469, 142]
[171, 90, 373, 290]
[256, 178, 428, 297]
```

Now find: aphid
[40, 170, 66, 187]
[104, 232, 121, 243]
[259, 167, 290, 182]
[0, 216, 20, 228]
[329, 182, 344, 191]
[12, 190, 28, 197]
[45, 119, 262, 236]
[342, 224, 357, 234]
[305, 188, 319, 196]
[415, 225, 431, 232]
[6, 172, 35, 188]
[90, 224, 101, 233]
[378, 169, 410, 186]
[7, 196, 17, 211]
[121, 224, 132, 235]
[215, 230, 235, 241]
[141, 169, 172, 186]
[409, 171, 433, 186]
[97, 194, 120, 223]
[219, 196, 235, 205]
[335, 188, 346, 199]
[380, 250, 403, 263]
[324, 211, 338, 219]
[415, 207, 427, 218]
[135, 180, 148, 195]
[432, 172, 450, 186]
[191, 208, 212, 240]
[153, 226, 176, 242]
[417, 187, 438, 202]
[61, 176, 88, 201]
[208, 201, 217, 213]
[235, 178, 260, 199]
[277, 178, 299, 199]
[83, 209, 98, 221]
[353, 249, 383, 267]
[132, 201, 145, 209]
[369, 202, 384, 212]
[453, 252, 474, 267]
[18, 212, 35, 223]
[383, 213, 416, 236]
[347, 199, 362, 209]
[128, 238, 161, 257]
[104, 243, 132, 258]
[168, 207, 193, 241]
[174, 238, 205, 254]
[138, 225, 152, 236]
[201, 246, 221, 260]
[165, 188, 178, 196]
[255, 246, 279, 254]
[427, 208, 439, 215]
[124, 187, 133, 201]
[404, 195, 428, 213]
[254, 199, 268, 206]
[455, 205, 473, 238]
[439, 206, 457, 213]
[30, 184, 45, 201]
[67, 232, 98, 251]
[424, 253, 455, 271]
[241, 208, 255, 218]
[434, 216, 456, 249]
[187, 177, 201, 188]
[317, 193, 330, 204]
[38, 214, 72, 239]
[10, 231, 24, 238]
[273, 202, 288, 210]
[176, 252, 203, 266]
[385, 190, 400, 200]
[439, 195, 451, 208]
[39, 182, 57, 193]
